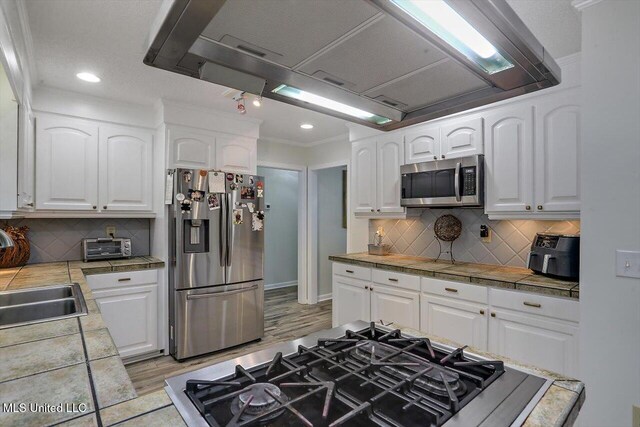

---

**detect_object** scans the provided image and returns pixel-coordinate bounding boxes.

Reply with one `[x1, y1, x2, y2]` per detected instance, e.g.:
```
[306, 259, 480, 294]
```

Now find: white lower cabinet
[332, 262, 580, 376]
[371, 284, 419, 329]
[332, 274, 371, 327]
[87, 269, 161, 359]
[420, 295, 488, 351]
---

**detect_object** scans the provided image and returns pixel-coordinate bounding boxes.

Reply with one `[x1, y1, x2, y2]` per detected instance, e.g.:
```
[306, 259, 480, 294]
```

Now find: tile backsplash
[370, 209, 580, 268]
[4, 218, 150, 264]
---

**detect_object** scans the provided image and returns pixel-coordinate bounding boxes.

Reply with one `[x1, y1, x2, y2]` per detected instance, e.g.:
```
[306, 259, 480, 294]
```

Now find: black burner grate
[184, 323, 504, 427]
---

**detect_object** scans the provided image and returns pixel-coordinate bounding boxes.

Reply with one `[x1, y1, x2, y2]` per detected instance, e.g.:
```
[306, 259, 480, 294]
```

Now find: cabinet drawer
[372, 269, 420, 291]
[489, 288, 579, 322]
[86, 269, 158, 291]
[421, 277, 488, 304]
[332, 263, 371, 281]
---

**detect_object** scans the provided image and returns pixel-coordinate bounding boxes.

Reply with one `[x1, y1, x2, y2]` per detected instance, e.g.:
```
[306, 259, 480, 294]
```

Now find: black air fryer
[527, 233, 580, 280]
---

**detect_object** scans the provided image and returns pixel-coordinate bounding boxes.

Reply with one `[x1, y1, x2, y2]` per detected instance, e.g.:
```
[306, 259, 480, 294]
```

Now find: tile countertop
[389, 323, 585, 427]
[329, 253, 580, 299]
[0, 257, 185, 427]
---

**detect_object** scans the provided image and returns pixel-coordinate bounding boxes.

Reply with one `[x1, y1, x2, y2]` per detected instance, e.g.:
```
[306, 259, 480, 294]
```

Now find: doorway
[308, 163, 348, 304]
[256, 164, 307, 304]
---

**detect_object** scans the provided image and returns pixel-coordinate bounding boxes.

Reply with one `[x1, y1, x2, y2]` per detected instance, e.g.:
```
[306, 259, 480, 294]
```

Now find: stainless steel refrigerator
[168, 169, 265, 360]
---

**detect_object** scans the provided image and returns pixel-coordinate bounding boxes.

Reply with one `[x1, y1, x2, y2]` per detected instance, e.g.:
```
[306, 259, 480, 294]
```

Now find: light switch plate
[481, 229, 492, 243]
[616, 250, 640, 279]
[633, 405, 640, 427]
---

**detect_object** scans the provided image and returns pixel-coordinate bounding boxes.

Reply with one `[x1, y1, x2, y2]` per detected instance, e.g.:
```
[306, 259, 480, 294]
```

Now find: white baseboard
[318, 292, 332, 302]
[265, 280, 297, 290]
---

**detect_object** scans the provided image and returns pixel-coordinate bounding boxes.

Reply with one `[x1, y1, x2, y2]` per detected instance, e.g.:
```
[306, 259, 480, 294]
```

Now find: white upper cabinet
[168, 125, 257, 174]
[376, 137, 404, 213]
[484, 104, 534, 213]
[216, 135, 257, 174]
[484, 88, 581, 218]
[99, 125, 153, 211]
[534, 89, 581, 212]
[17, 105, 35, 210]
[404, 124, 440, 164]
[440, 116, 483, 160]
[351, 137, 377, 214]
[170, 127, 216, 169]
[36, 115, 99, 210]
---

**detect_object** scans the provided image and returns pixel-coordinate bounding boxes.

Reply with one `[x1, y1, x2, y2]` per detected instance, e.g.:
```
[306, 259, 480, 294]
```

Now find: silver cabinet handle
[445, 287, 458, 293]
[523, 301, 542, 308]
[388, 278, 398, 282]
[186, 284, 259, 299]
[345, 269, 354, 274]
[117, 278, 131, 282]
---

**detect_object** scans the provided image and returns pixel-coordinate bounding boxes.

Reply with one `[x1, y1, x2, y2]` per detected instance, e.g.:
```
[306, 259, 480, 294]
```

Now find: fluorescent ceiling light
[300, 123, 314, 129]
[389, 0, 513, 74]
[76, 72, 101, 83]
[272, 85, 392, 125]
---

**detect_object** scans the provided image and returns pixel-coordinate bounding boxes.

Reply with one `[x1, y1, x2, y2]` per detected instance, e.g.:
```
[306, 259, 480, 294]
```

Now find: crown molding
[16, 0, 37, 89]
[259, 136, 307, 147]
[571, 0, 604, 11]
[306, 134, 348, 147]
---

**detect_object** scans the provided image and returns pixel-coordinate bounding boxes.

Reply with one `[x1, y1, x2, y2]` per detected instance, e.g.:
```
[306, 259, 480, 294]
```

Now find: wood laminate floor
[126, 287, 332, 396]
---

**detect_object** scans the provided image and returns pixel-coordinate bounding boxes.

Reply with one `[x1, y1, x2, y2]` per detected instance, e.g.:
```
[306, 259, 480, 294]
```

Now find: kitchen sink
[0, 284, 88, 329]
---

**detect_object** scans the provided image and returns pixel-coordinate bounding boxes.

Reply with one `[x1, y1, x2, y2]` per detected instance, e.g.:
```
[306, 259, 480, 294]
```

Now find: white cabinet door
[35, 115, 99, 210]
[17, 106, 35, 209]
[405, 124, 440, 164]
[420, 294, 488, 351]
[351, 138, 377, 214]
[484, 105, 534, 213]
[534, 90, 581, 212]
[93, 283, 159, 358]
[216, 135, 257, 174]
[370, 284, 419, 329]
[99, 125, 153, 211]
[376, 137, 404, 213]
[489, 308, 579, 378]
[440, 116, 483, 160]
[169, 126, 216, 169]
[332, 274, 370, 327]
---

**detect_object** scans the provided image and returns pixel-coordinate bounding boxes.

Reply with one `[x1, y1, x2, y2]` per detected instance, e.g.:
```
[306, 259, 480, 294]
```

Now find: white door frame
[307, 160, 349, 305]
[257, 161, 308, 304]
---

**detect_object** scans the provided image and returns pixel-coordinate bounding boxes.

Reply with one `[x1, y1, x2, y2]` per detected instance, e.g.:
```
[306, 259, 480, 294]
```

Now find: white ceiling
[24, 0, 581, 145]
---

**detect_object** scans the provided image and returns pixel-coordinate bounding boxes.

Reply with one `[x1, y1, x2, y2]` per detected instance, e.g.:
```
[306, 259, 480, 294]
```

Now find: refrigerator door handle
[226, 193, 233, 267]
[219, 194, 226, 267]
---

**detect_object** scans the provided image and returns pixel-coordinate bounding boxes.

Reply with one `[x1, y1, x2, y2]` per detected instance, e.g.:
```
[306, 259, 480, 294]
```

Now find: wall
[5, 218, 150, 264]
[317, 166, 347, 298]
[257, 139, 307, 167]
[370, 210, 580, 267]
[257, 167, 299, 288]
[306, 136, 349, 166]
[579, 1, 640, 425]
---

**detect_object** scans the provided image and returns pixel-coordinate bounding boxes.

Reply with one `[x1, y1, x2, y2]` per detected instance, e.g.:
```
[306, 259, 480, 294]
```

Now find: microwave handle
[454, 162, 462, 202]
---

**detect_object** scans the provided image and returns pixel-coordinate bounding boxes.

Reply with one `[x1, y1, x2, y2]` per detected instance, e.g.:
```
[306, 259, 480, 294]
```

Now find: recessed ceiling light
[76, 72, 101, 83]
[300, 124, 314, 130]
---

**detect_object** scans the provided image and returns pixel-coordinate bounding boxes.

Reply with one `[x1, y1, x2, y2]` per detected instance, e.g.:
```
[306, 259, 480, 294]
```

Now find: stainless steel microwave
[401, 154, 484, 208]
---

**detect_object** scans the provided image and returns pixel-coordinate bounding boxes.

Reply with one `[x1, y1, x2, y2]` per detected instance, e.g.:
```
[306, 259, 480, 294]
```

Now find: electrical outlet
[480, 225, 492, 243]
[633, 405, 640, 427]
[105, 226, 116, 237]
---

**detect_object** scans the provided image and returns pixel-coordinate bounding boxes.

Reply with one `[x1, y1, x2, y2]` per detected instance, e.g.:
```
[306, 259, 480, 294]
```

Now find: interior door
[226, 174, 264, 284]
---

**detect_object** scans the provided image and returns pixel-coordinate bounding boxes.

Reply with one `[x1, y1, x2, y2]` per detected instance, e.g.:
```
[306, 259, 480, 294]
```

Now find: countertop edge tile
[330, 253, 579, 300]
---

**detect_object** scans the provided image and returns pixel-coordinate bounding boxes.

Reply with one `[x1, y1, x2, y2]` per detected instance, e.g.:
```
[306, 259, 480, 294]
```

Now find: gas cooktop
[165, 321, 552, 427]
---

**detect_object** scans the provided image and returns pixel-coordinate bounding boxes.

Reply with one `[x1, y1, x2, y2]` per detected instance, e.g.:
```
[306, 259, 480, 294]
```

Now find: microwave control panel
[462, 167, 476, 195]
